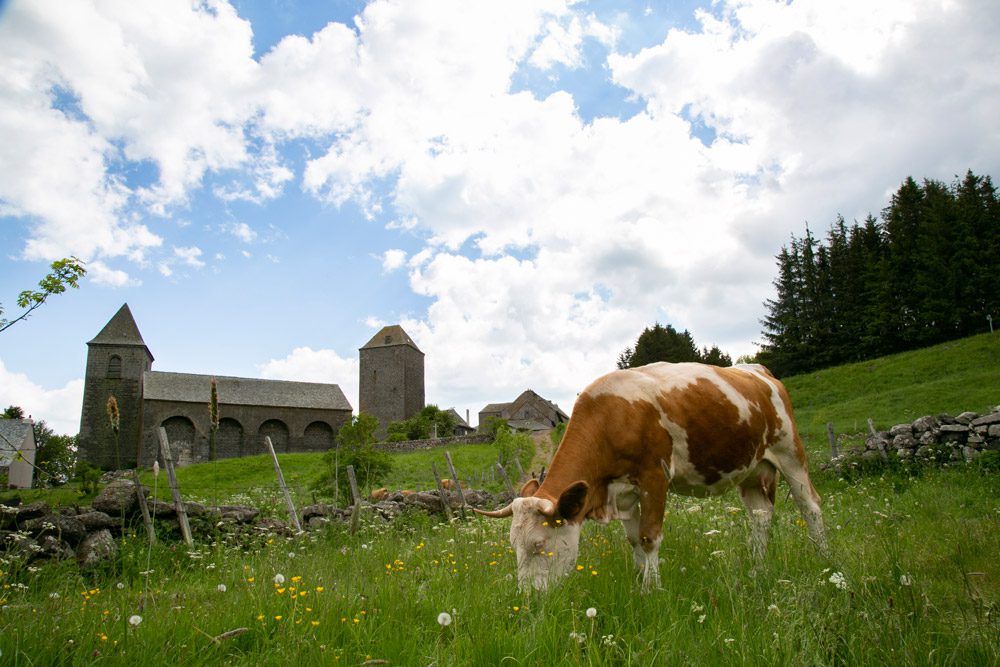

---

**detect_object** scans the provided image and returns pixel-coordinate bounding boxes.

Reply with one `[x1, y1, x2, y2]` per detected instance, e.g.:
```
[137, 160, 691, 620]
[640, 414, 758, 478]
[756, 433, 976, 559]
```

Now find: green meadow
[1, 333, 998, 665]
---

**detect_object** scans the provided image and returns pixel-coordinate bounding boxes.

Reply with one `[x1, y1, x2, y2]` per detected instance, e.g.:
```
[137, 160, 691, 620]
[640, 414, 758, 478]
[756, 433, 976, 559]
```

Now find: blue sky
[2, 0, 999, 435]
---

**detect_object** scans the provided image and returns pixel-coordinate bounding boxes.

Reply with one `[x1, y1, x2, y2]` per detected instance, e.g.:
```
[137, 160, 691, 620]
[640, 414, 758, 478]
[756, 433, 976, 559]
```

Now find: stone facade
[359, 325, 425, 438]
[79, 304, 352, 468]
[0, 419, 36, 489]
[478, 389, 569, 432]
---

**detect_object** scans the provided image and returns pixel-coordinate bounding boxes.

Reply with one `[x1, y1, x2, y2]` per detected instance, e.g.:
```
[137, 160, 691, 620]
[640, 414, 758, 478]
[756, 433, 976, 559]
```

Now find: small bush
[313, 414, 392, 504]
[494, 426, 533, 470]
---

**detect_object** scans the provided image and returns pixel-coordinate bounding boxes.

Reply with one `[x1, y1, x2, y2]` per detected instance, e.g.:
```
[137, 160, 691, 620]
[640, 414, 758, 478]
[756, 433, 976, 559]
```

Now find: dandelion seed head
[128, 615, 142, 627]
[217, 584, 227, 593]
[586, 607, 597, 618]
[273, 574, 285, 585]
[437, 612, 452, 627]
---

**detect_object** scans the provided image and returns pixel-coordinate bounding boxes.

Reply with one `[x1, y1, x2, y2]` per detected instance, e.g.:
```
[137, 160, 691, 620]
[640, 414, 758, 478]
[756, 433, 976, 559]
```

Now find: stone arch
[304, 421, 334, 451]
[259, 419, 289, 452]
[162, 415, 196, 465]
[217, 417, 243, 458]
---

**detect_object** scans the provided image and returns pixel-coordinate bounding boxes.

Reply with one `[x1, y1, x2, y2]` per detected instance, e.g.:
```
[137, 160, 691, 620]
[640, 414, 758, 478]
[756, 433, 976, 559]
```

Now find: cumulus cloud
[0, 358, 83, 435]
[381, 249, 407, 272]
[258, 347, 360, 412]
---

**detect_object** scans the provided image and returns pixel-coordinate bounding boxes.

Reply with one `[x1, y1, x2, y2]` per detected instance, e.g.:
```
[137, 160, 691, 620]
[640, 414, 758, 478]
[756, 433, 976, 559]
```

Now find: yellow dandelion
[247, 577, 255, 583]
[291, 576, 302, 583]
[275, 615, 282, 621]
[256, 614, 264, 621]
[513, 606, 520, 612]
[591, 570, 598, 576]
[576, 565, 584, 571]
[311, 620, 320, 627]
[315, 586, 324, 593]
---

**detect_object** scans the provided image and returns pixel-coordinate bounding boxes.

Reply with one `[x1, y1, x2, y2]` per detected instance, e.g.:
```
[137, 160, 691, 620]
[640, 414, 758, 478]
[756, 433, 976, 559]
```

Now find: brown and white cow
[477, 362, 827, 591]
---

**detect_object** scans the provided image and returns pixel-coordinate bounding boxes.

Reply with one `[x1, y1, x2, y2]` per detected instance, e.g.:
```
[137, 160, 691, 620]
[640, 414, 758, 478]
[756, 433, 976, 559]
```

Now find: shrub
[494, 426, 533, 470]
[313, 414, 392, 504]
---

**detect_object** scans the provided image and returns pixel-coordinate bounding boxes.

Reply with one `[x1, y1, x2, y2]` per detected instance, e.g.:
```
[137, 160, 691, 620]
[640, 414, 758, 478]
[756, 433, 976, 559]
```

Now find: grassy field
[1, 333, 998, 664]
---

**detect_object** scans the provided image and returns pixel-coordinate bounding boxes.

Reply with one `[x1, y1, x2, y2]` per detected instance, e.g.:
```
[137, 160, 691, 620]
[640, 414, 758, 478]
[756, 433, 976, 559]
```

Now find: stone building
[478, 389, 569, 432]
[78, 304, 353, 468]
[358, 325, 425, 438]
[0, 419, 36, 489]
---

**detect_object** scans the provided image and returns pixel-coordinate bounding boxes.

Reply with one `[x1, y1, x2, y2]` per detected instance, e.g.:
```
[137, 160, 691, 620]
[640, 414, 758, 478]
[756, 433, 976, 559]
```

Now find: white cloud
[174, 246, 205, 269]
[381, 249, 407, 272]
[223, 222, 258, 243]
[87, 260, 137, 287]
[258, 347, 360, 412]
[0, 358, 83, 436]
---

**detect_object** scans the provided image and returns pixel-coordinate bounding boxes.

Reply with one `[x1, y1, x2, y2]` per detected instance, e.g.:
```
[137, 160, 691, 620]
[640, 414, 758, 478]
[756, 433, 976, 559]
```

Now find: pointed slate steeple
[87, 303, 152, 358]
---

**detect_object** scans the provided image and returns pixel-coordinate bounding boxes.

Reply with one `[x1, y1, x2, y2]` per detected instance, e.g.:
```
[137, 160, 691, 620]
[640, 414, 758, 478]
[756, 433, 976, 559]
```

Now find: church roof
[143, 371, 352, 411]
[87, 303, 153, 359]
[360, 324, 422, 353]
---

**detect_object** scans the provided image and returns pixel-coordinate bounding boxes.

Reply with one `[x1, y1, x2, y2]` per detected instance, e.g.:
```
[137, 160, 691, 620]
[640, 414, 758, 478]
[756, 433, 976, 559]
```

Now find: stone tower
[78, 303, 153, 469]
[358, 325, 424, 437]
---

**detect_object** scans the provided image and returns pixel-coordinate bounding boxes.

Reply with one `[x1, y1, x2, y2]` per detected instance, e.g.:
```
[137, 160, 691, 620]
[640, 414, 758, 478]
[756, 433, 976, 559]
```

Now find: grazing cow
[369, 488, 389, 501]
[477, 362, 827, 591]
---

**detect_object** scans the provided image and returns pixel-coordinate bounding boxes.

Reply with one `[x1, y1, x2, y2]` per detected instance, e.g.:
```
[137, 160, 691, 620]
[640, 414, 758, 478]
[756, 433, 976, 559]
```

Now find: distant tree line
[758, 170, 1000, 377]
[618, 323, 732, 369]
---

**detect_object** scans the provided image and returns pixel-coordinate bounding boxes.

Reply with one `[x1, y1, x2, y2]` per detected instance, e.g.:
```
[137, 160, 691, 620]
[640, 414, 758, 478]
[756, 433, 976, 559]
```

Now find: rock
[937, 413, 957, 425]
[915, 445, 934, 459]
[254, 517, 291, 535]
[76, 529, 118, 567]
[889, 424, 913, 437]
[77, 511, 117, 531]
[370, 501, 403, 521]
[24, 514, 88, 545]
[150, 500, 177, 517]
[860, 450, 881, 462]
[963, 446, 979, 462]
[403, 492, 444, 513]
[989, 424, 1000, 438]
[918, 430, 936, 445]
[939, 424, 969, 443]
[91, 479, 145, 517]
[911, 415, 938, 432]
[956, 411, 979, 425]
[218, 506, 259, 523]
[15, 500, 51, 523]
[971, 413, 1000, 427]
[38, 534, 76, 560]
[301, 504, 343, 523]
[892, 434, 916, 448]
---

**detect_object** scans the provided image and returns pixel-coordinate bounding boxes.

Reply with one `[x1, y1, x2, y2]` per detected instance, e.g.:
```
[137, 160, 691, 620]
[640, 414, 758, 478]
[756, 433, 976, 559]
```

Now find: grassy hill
[782, 331, 999, 461]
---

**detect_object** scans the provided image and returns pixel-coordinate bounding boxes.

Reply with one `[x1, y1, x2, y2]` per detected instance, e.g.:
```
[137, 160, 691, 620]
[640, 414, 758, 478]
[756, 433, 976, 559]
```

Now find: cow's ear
[557, 481, 589, 521]
[519, 479, 540, 497]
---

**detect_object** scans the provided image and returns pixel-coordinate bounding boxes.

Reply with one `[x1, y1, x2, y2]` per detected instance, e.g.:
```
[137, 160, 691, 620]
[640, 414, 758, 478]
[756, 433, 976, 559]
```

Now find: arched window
[107, 355, 122, 379]
[304, 421, 334, 451]
[161, 416, 196, 465]
[217, 418, 244, 459]
[259, 419, 289, 453]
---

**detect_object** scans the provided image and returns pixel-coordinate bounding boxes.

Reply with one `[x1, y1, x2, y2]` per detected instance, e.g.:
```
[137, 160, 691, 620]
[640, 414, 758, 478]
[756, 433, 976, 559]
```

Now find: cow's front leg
[634, 471, 667, 592]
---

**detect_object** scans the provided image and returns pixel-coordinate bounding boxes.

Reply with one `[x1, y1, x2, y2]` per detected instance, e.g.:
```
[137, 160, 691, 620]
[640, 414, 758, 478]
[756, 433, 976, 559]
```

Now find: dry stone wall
[840, 405, 1000, 466]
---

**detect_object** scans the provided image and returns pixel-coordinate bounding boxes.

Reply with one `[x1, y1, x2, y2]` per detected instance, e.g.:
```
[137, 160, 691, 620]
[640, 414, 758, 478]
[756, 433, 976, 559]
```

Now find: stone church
[78, 304, 424, 468]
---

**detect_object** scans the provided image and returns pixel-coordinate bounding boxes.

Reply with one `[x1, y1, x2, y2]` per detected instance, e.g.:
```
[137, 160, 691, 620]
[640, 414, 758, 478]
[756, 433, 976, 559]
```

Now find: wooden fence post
[431, 461, 454, 521]
[157, 427, 193, 546]
[868, 418, 888, 461]
[347, 465, 362, 535]
[496, 461, 515, 497]
[264, 436, 302, 533]
[826, 423, 839, 459]
[443, 451, 468, 520]
[131, 468, 156, 546]
[513, 458, 525, 482]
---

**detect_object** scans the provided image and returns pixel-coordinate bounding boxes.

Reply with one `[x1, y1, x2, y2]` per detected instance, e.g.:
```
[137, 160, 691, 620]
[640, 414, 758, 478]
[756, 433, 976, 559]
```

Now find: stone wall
[376, 432, 493, 453]
[837, 406, 1000, 466]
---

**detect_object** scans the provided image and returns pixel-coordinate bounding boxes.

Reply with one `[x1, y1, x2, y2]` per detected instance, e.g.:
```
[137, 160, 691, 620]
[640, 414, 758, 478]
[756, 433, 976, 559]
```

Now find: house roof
[87, 303, 153, 359]
[359, 325, 423, 353]
[142, 371, 352, 411]
[445, 408, 470, 428]
[0, 419, 34, 467]
[479, 402, 511, 414]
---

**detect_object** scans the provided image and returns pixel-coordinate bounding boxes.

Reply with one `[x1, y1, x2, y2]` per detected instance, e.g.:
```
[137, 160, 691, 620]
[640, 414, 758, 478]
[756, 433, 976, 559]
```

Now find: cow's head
[476, 479, 589, 591]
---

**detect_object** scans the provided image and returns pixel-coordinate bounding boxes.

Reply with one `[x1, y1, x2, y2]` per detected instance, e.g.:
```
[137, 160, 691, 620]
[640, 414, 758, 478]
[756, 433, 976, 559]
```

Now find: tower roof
[87, 303, 153, 359]
[360, 324, 423, 354]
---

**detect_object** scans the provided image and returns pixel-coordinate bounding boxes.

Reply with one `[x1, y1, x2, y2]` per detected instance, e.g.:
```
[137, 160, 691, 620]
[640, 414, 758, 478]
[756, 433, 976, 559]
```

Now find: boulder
[218, 506, 259, 523]
[76, 529, 118, 567]
[889, 424, 913, 437]
[15, 500, 51, 523]
[911, 415, 938, 432]
[956, 411, 979, 425]
[24, 513, 88, 545]
[971, 413, 1000, 427]
[77, 511, 117, 531]
[91, 479, 145, 517]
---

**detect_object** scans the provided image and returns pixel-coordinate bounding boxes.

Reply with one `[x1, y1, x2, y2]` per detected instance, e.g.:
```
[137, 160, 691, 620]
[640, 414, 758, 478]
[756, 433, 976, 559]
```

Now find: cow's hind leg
[738, 460, 777, 560]
[770, 448, 828, 555]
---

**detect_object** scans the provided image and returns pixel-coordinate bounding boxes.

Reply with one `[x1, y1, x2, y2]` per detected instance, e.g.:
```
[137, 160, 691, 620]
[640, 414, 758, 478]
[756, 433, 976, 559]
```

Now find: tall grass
[2, 466, 998, 664]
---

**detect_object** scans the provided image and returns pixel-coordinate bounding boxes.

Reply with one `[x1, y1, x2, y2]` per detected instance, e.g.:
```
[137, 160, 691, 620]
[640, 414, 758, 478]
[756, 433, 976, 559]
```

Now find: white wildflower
[585, 607, 597, 618]
[273, 574, 285, 585]
[703, 529, 721, 536]
[899, 574, 913, 587]
[48, 592, 60, 599]
[128, 615, 142, 627]
[828, 571, 848, 590]
[569, 631, 586, 644]
[437, 612, 452, 627]
[217, 584, 227, 593]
